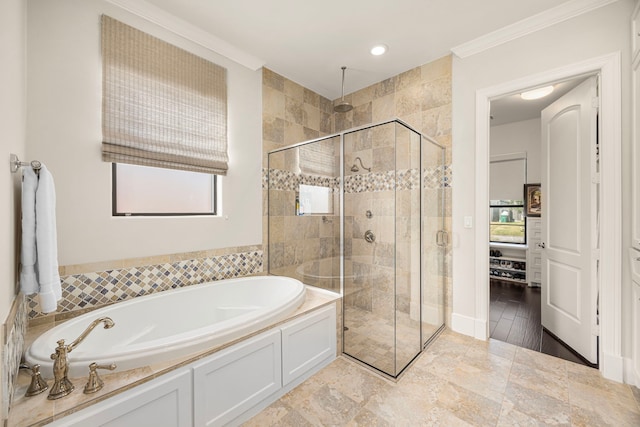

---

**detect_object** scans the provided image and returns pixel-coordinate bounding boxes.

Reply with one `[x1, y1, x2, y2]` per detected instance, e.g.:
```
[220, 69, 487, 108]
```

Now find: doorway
[488, 76, 597, 367]
[473, 53, 623, 382]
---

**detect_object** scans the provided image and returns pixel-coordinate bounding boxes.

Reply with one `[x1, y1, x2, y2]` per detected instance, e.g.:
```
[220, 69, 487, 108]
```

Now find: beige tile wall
[261, 56, 452, 325]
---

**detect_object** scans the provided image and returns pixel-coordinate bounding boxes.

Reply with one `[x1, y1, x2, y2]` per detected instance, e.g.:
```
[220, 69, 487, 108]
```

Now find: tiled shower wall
[262, 55, 453, 324]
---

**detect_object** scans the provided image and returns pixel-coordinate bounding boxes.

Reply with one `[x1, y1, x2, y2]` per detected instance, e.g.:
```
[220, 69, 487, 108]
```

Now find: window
[490, 200, 526, 244]
[490, 153, 527, 244]
[101, 16, 228, 216]
[112, 164, 216, 216]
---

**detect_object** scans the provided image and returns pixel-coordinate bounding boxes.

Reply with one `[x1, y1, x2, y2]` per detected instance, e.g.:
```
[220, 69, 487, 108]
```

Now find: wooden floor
[490, 279, 593, 367]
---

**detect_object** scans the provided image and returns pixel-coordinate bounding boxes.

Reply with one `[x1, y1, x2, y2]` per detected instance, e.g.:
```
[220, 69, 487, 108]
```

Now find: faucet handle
[83, 362, 117, 394]
[25, 364, 49, 397]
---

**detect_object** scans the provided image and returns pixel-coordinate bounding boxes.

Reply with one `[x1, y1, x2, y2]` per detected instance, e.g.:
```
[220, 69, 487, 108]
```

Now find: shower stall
[268, 119, 446, 378]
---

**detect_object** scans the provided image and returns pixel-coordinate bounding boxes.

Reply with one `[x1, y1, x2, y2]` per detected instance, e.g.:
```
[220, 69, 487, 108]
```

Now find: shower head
[350, 164, 359, 172]
[334, 100, 353, 113]
[333, 66, 353, 113]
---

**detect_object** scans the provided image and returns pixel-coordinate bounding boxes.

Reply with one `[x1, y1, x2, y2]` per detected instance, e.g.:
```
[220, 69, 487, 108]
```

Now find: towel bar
[10, 153, 41, 173]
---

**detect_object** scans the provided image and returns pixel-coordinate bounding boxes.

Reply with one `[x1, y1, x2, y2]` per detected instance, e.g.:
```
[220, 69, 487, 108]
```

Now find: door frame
[474, 52, 622, 381]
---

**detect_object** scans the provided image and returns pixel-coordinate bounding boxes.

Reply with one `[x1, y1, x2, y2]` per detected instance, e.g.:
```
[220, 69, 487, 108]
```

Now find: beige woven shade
[101, 15, 228, 175]
[299, 140, 336, 177]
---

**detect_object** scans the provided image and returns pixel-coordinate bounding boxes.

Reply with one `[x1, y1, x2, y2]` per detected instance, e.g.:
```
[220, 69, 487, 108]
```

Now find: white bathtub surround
[20, 166, 61, 314]
[9, 287, 338, 427]
[25, 276, 305, 379]
[26, 247, 263, 320]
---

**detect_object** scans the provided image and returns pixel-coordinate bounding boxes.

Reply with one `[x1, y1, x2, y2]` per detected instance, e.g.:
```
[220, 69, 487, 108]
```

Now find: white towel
[19, 168, 39, 295]
[20, 165, 61, 313]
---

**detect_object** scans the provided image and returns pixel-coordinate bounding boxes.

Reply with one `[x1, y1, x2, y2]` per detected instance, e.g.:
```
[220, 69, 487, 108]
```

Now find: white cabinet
[526, 218, 542, 287]
[193, 305, 336, 426]
[45, 304, 337, 427]
[46, 368, 192, 427]
[281, 305, 336, 386]
[192, 329, 282, 427]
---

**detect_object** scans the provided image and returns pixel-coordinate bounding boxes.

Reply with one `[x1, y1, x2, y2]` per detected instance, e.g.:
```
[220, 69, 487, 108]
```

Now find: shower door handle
[436, 230, 449, 247]
[364, 230, 376, 243]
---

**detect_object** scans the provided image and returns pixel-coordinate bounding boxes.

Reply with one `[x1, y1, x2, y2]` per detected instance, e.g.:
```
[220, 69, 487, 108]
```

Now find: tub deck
[9, 286, 340, 427]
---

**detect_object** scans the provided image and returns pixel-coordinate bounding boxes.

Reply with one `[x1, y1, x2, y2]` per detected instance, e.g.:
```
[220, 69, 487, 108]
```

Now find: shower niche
[268, 119, 446, 378]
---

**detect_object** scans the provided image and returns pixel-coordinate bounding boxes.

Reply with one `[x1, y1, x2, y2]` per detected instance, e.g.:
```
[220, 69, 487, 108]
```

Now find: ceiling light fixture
[520, 85, 554, 100]
[370, 44, 388, 56]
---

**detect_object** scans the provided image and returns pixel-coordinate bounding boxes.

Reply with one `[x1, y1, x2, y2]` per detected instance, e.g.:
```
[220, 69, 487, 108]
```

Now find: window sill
[489, 242, 528, 250]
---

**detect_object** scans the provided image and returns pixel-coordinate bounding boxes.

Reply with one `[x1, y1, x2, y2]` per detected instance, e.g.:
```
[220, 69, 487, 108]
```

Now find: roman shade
[101, 15, 228, 175]
[299, 140, 336, 177]
[490, 154, 527, 201]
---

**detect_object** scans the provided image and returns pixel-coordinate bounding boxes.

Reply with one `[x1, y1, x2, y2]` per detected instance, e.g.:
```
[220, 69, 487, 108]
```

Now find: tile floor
[245, 329, 640, 426]
[343, 305, 441, 377]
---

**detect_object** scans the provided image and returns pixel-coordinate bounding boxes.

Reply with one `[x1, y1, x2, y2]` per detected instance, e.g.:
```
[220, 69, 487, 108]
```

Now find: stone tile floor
[245, 329, 640, 426]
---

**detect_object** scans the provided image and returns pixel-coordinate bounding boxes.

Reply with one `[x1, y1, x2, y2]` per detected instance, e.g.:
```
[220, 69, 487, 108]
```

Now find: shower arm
[353, 157, 371, 172]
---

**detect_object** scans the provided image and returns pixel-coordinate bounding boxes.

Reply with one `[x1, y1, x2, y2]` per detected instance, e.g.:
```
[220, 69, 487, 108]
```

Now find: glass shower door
[342, 121, 422, 377]
[267, 136, 341, 293]
[421, 136, 446, 346]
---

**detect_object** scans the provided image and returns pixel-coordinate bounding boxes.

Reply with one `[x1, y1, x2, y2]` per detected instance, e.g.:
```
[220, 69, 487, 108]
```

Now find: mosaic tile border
[2, 293, 27, 420]
[265, 168, 338, 192]
[264, 165, 452, 193]
[27, 250, 263, 320]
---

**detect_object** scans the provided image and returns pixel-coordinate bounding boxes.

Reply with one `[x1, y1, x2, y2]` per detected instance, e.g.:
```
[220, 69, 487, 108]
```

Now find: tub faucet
[48, 317, 115, 400]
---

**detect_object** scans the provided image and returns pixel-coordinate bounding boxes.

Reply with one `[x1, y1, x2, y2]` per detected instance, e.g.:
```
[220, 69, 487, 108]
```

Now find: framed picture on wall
[524, 183, 541, 217]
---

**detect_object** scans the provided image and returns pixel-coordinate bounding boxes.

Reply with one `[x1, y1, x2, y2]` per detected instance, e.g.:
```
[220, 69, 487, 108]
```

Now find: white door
[540, 77, 598, 364]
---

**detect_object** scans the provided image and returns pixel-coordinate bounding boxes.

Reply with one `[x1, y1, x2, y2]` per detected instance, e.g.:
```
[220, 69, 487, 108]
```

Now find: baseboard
[623, 357, 640, 387]
[602, 351, 624, 383]
[451, 313, 474, 337]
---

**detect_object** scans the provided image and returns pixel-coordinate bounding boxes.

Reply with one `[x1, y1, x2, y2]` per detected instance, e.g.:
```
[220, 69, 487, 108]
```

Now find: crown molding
[105, 0, 265, 70]
[451, 0, 620, 58]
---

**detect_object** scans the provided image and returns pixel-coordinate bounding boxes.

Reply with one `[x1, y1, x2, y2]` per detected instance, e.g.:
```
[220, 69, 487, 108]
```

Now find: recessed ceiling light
[370, 44, 388, 56]
[520, 85, 554, 100]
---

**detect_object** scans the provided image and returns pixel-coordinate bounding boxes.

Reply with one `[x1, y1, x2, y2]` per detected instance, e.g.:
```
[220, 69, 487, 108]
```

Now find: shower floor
[343, 305, 442, 377]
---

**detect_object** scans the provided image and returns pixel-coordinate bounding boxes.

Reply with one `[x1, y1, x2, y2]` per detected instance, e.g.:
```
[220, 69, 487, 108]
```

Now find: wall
[0, 0, 26, 325]
[262, 58, 453, 323]
[27, 0, 262, 267]
[333, 57, 453, 324]
[452, 0, 633, 354]
[490, 118, 542, 184]
[0, 0, 27, 418]
[261, 68, 337, 291]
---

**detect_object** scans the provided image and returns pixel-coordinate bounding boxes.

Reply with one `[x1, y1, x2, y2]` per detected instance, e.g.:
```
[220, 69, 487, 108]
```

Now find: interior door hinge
[592, 323, 600, 336]
[592, 249, 600, 260]
[592, 172, 600, 184]
[591, 96, 599, 109]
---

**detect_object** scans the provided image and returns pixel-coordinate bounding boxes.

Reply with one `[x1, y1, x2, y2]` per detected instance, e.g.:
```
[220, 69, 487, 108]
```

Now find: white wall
[27, 0, 263, 266]
[0, 0, 26, 322]
[490, 118, 541, 184]
[452, 0, 633, 354]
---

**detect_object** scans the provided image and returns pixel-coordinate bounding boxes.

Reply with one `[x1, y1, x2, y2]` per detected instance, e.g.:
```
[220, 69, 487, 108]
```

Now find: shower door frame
[266, 118, 446, 379]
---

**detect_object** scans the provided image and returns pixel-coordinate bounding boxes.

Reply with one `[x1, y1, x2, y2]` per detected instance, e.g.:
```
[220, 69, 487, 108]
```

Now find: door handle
[537, 242, 545, 249]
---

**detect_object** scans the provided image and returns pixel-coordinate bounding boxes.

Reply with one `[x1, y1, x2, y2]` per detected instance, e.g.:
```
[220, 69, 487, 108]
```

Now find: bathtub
[25, 275, 306, 379]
